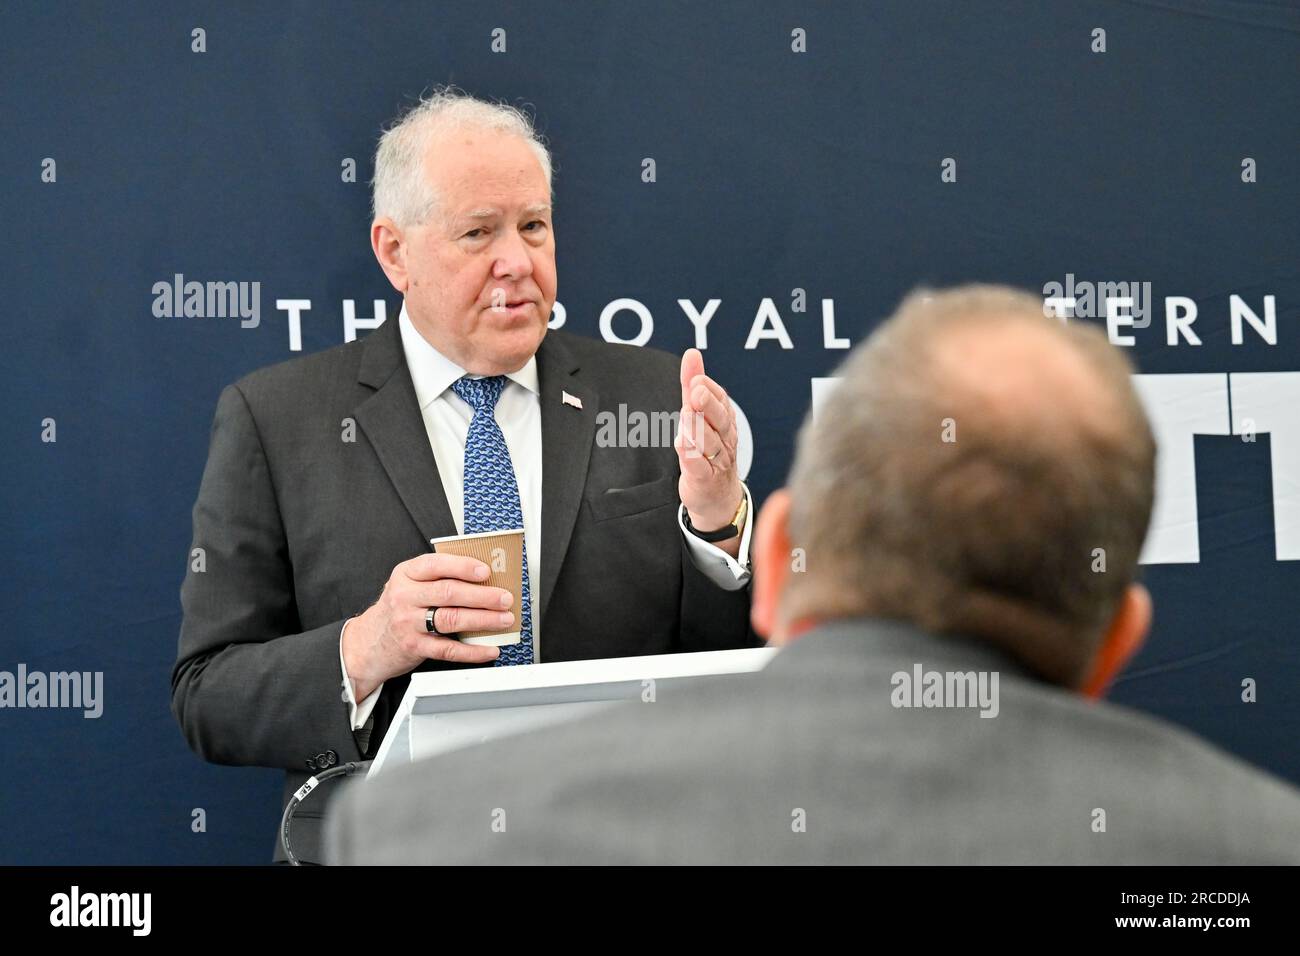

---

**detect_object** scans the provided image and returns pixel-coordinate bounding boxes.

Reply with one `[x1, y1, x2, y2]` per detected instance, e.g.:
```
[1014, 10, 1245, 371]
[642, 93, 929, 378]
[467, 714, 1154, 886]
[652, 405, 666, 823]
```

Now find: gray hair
[783, 285, 1156, 687]
[371, 87, 553, 228]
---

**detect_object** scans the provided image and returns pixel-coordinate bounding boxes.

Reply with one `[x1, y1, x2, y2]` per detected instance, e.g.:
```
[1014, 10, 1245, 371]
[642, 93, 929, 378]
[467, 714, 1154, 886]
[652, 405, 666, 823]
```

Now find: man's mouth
[490, 298, 535, 312]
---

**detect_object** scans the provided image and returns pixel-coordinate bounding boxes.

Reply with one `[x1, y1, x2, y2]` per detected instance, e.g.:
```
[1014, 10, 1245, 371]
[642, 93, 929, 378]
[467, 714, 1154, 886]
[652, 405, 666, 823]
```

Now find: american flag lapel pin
[561, 390, 583, 410]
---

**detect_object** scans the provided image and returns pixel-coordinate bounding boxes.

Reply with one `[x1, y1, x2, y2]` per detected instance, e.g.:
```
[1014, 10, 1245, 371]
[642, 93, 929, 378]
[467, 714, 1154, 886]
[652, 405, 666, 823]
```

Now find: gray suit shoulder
[326, 650, 1300, 864]
[1026, 685, 1300, 858]
[226, 335, 368, 410]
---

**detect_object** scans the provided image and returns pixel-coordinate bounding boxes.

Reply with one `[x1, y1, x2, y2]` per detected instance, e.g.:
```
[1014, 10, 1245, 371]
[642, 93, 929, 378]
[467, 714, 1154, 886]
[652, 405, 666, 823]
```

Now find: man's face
[394, 127, 556, 375]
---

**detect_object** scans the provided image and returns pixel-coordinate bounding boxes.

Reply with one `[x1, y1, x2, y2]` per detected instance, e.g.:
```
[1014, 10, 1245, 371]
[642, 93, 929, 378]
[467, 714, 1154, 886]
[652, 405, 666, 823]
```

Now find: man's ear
[751, 488, 793, 644]
[1080, 583, 1151, 699]
[371, 218, 408, 293]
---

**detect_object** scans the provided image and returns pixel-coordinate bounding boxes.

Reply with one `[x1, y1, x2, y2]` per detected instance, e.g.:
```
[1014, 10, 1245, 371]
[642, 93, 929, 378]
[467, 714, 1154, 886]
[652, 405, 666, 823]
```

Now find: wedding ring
[425, 606, 449, 636]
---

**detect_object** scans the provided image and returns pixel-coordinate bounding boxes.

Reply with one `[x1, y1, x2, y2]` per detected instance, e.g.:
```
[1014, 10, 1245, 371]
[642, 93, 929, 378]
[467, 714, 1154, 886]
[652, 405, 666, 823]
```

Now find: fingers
[679, 409, 723, 457]
[401, 574, 515, 635]
[687, 372, 728, 409]
[381, 584, 515, 637]
[409, 633, 502, 665]
[686, 381, 733, 438]
[412, 579, 513, 612]
[682, 369, 734, 448]
[679, 374, 735, 458]
[436, 638, 503, 665]
[403, 556, 514, 632]
[403, 552, 491, 583]
[384, 553, 515, 660]
[386, 600, 511, 661]
[427, 603, 517, 636]
[676, 409, 731, 472]
[680, 351, 736, 452]
[680, 348, 705, 409]
[676, 415, 712, 477]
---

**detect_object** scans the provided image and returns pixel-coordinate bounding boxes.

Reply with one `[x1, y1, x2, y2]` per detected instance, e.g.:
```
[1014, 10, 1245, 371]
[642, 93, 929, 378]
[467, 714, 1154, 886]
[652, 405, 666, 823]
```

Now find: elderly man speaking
[171, 89, 757, 863]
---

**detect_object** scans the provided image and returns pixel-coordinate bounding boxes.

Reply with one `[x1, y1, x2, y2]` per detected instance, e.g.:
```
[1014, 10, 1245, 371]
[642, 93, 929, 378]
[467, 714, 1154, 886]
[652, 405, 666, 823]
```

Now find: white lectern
[367, 647, 776, 778]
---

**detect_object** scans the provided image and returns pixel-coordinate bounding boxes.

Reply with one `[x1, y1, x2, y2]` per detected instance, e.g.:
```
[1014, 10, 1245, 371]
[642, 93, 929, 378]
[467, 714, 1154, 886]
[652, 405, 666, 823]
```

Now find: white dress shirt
[340, 302, 753, 742]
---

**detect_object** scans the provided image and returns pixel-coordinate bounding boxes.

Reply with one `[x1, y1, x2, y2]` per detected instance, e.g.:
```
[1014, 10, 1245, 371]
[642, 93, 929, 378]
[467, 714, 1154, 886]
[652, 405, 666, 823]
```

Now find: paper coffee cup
[428, 528, 524, 646]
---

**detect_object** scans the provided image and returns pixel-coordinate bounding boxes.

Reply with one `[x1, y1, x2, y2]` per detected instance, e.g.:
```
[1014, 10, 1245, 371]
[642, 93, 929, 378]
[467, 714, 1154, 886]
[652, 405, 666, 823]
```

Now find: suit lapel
[535, 331, 598, 628]
[353, 316, 458, 548]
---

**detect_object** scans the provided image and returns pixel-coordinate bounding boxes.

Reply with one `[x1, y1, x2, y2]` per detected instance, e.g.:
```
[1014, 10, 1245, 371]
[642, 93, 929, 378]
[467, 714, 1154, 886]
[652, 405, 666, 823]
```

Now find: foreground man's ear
[1080, 583, 1152, 699]
[751, 488, 793, 644]
[371, 218, 409, 293]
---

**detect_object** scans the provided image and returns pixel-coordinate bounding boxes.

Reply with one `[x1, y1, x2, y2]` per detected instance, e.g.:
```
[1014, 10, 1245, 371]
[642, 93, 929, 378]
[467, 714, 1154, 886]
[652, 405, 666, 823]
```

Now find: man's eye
[523, 220, 545, 232]
[463, 228, 487, 239]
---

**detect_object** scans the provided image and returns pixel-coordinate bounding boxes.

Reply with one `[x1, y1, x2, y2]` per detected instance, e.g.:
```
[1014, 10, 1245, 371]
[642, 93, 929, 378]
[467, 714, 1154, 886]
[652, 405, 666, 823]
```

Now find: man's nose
[491, 229, 534, 281]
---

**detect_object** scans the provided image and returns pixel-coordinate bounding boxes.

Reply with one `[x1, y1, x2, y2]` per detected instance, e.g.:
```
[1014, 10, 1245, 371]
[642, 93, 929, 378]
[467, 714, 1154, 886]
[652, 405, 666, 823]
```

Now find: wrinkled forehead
[421, 126, 549, 217]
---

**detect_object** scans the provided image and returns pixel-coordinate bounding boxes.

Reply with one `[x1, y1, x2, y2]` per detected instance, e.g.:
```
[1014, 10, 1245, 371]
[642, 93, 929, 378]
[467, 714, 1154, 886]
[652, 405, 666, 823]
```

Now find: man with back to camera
[171, 88, 760, 863]
[326, 284, 1300, 864]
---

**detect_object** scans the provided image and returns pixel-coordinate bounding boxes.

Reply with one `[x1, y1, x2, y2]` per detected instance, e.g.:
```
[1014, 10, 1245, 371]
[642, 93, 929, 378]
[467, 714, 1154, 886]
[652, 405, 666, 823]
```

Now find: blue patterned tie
[450, 375, 534, 666]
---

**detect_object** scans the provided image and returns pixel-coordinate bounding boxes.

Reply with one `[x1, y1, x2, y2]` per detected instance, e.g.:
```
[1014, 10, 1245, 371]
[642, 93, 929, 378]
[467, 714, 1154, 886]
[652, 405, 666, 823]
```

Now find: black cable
[279, 760, 373, 866]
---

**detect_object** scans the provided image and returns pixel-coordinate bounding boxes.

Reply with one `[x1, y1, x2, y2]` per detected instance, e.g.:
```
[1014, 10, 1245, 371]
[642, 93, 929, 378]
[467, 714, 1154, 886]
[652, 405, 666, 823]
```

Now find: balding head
[765, 285, 1156, 688]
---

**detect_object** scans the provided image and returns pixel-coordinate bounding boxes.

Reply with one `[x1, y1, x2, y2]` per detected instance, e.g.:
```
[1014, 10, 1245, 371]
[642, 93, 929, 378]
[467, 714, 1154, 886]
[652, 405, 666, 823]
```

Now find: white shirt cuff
[339, 617, 383, 731]
[678, 483, 753, 591]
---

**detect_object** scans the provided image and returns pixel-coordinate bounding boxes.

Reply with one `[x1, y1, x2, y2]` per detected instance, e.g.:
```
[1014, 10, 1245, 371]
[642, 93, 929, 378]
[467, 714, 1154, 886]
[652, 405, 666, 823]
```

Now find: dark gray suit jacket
[325, 617, 1300, 864]
[171, 316, 757, 863]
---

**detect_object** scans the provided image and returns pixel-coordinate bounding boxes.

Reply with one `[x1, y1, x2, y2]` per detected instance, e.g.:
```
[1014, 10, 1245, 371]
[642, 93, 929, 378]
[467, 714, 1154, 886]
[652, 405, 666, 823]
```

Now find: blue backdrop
[2, 0, 1297, 863]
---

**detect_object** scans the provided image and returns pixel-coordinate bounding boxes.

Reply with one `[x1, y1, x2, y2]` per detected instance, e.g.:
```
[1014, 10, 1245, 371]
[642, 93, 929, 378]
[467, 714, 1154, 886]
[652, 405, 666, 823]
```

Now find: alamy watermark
[0, 664, 103, 718]
[151, 273, 260, 327]
[1042, 273, 1151, 328]
[50, 886, 150, 935]
[890, 663, 999, 718]
[597, 404, 684, 449]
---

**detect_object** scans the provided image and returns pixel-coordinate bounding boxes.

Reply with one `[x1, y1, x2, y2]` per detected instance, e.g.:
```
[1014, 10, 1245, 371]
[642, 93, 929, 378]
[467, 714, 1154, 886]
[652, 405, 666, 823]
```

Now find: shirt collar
[398, 300, 539, 411]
